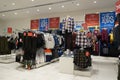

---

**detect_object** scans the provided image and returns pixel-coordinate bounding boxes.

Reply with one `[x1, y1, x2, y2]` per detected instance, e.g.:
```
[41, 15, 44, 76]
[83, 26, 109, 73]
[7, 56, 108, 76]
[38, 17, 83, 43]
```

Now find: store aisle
[0, 61, 117, 80]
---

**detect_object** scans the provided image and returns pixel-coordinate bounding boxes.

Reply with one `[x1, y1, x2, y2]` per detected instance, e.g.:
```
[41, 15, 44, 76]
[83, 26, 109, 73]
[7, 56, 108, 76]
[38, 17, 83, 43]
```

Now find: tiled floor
[0, 60, 118, 80]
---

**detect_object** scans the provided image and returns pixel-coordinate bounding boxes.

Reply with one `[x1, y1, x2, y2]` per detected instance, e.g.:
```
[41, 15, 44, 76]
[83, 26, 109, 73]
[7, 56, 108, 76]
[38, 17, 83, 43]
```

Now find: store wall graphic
[49, 17, 60, 29]
[39, 18, 49, 31]
[116, 0, 120, 14]
[7, 27, 12, 34]
[31, 19, 39, 30]
[74, 21, 84, 31]
[82, 23, 88, 30]
[59, 22, 63, 30]
[100, 12, 115, 27]
[85, 14, 99, 26]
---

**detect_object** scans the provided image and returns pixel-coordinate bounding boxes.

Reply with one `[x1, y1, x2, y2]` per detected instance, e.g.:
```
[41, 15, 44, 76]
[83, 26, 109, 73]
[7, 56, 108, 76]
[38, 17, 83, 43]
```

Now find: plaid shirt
[75, 31, 88, 48]
[62, 17, 74, 34]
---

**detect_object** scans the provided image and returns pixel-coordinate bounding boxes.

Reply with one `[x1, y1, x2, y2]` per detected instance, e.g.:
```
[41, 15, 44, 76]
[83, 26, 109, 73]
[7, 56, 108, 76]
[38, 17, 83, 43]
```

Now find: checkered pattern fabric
[75, 31, 88, 48]
[62, 17, 74, 34]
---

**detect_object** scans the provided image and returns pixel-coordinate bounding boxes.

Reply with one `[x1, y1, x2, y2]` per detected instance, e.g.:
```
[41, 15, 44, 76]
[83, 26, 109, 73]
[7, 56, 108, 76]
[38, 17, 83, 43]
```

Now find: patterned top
[75, 31, 92, 48]
[62, 17, 74, 34]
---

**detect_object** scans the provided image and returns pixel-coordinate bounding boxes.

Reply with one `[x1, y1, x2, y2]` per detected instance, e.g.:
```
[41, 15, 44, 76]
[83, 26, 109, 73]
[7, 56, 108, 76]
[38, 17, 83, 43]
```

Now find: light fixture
[14, 12, 18, 15]
[37, 9, 40, 12]
[49, 7, 52, 10]
[12, 3, 15, 5]
[96, 12, 99, 13]
[76, 3, 80, 6]
[61, 5, 64, 8]
[31, 0, 34, 2]
[2, 14, 5, 16]
[94, 1, 97, 3]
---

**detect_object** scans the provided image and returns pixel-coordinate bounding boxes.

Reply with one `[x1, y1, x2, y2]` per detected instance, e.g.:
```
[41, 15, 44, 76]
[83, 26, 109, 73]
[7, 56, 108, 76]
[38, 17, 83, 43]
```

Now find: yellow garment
[109, 33, 113, 43]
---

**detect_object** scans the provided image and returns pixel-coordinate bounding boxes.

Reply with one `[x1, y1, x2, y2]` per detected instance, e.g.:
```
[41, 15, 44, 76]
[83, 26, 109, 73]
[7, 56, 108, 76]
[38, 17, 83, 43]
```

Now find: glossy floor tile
[0, 60, 118, 80]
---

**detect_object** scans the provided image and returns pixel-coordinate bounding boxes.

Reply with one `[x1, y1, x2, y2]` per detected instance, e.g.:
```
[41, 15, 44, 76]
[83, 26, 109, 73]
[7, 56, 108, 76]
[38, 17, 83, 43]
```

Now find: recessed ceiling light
[12, 3, 15, 5]
[94, 1, 97, 3]
[62, 5, 64, 8]
[37, 9, 40, 12]
[49, 7, 52, 10]
[76, 3, 80, 6]
[96, 12, 99, 13]
[31, 0, 34, 1]
[2, 14, 5, 16]
[14, 12, 18, 15]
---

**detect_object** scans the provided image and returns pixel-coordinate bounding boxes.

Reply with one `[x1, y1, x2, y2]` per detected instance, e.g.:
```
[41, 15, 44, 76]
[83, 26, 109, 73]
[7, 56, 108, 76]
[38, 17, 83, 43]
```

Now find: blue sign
[39, 18, 49, 31]
[100, 12, 116, 27]
[59, 22, 63, 30]
[74, 21, 84, 31]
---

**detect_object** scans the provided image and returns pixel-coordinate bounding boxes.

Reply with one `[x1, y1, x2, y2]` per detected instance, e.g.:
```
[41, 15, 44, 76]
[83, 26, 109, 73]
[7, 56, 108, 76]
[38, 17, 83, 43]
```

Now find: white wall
[0, 20, 6, 34]
[2, 7, 115, 33]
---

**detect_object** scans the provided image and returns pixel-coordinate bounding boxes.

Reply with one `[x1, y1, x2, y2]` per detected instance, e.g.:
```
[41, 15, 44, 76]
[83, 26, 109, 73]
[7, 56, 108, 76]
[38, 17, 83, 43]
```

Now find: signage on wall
[85, 14, 99, 26]
[100, 12, 116, 27]
[39, 18, 49, 31]
[7, 27, 12, 34]
[116, 0, 120, 14]
[49, 17, 60, 29]
[31, 19, 39, 30]
[74, 21, 84, 31]
[82, 23, 88, 30]
[59, 22, 63, 30]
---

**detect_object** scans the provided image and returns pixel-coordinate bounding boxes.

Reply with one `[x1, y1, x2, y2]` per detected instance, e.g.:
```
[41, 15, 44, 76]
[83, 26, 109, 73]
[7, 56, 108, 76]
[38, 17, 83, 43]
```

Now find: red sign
[49, 17, 60, 28]
[85, 14, 99, 26]
[31, 19, 39, 29]
[7, 27, 12, 33]
[116, 0, 120, 14]
[82, 23, 88, 30]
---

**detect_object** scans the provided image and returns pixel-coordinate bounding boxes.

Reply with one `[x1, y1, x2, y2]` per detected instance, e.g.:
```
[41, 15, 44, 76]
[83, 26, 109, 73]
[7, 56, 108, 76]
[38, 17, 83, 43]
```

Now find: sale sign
[82, 23, 88, 30]
[85, 14, 99, 26]
[49, 17, 60, 29]
[7, 27, 12, 34]
[39, 18, 49, 31]
[100, 12, 115, 27]
[116, 0, 120, 14]
[31, 19, 39, 30]
[74, 21, 84, 30]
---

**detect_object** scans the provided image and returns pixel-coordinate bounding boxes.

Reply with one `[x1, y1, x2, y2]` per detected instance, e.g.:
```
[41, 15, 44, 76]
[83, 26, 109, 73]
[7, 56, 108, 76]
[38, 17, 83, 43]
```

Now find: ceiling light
[12, 3, 15, 5]
[96, 12, 99, 13]
[14, 12, 18, 15]
[94, 1, 97, 3]
[2, 14, 5, 16]
[62, 5, 64, 8]
[31, 0, 34, 1]
[49, 7, 52, 10]
[37, 9, 40, 12]
[76, 3, 80, 6]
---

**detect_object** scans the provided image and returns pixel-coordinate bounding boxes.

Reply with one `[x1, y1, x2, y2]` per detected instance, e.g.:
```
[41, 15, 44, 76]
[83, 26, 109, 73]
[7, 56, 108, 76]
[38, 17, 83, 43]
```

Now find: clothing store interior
[0, 0, 119, 80]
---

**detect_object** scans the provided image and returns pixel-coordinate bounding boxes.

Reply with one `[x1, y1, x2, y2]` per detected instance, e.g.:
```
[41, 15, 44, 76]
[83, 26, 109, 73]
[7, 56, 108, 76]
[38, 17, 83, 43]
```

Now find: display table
[74, 66, 92, 77]
[59, 56, 74, 74]
[59, 56, 92, 76]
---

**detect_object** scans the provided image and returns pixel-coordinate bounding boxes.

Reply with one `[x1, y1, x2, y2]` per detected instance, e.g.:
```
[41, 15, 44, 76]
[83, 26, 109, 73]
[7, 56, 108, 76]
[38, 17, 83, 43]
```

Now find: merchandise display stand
[59, 56, 74, 74]
[59, 56, 92, 76]
[0, 54, 15, 63]
[36, 58, 59, 68]
[74, 66, 92, 77]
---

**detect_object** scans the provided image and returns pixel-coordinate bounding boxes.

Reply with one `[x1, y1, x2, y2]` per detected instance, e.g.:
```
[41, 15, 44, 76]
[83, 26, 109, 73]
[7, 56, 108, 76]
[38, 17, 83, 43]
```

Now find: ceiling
[0, 0, 116, 20]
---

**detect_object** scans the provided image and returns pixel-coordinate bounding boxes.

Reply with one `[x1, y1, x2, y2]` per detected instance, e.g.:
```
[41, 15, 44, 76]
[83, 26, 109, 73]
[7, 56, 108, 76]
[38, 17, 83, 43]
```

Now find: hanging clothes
[44, 33, 55, 49]
[101, 28, 108, 43]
